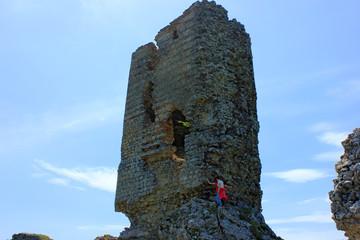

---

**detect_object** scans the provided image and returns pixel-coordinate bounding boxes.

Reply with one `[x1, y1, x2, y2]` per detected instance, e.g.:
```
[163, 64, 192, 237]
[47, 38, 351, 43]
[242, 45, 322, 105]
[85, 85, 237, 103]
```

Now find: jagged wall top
[155, 1, 230, 43]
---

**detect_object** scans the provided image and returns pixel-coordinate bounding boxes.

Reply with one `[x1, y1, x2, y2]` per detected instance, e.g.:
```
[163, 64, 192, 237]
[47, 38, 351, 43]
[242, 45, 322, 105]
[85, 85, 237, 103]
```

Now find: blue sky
[0, 0, 359, 239]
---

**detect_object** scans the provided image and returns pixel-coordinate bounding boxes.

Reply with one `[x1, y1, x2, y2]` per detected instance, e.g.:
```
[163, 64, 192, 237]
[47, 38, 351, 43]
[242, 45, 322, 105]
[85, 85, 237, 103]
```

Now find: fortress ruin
[115, 1, 279, 239]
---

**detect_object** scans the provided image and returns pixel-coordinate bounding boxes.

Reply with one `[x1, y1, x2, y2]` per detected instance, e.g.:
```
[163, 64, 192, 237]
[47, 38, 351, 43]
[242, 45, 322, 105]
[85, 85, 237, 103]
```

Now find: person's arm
[206, 179, 215, 185]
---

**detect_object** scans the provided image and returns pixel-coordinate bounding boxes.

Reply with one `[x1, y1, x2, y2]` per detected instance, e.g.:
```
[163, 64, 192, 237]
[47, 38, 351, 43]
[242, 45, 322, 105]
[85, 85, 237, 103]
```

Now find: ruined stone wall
[330, 128, 360, 240]
[115, 0, 263, 234]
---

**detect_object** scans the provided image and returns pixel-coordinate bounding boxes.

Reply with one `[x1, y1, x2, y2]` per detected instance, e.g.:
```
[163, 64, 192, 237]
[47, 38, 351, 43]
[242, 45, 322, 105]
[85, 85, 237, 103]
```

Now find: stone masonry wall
[115, 0, 264, 236]
[330, 128, 360, 240]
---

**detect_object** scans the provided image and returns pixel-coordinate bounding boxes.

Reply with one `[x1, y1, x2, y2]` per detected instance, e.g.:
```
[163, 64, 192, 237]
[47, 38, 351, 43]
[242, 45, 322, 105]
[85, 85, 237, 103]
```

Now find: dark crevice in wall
[173, 29, 179, 40]
[171, 110, 189, 158]
[144, 81, 156, 123]
[147, 59, 157, 71]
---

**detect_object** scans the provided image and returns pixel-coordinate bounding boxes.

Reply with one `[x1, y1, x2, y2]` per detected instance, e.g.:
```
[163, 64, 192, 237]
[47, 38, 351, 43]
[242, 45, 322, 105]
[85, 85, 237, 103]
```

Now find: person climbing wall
[207, 175, 229, 206]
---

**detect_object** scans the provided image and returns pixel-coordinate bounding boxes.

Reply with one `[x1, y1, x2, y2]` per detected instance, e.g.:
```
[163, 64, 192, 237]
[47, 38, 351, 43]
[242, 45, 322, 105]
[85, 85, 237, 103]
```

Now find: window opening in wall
[172, 110, 190, 159]
[173, 29, 179, 40]
[144, 81, 156, 123]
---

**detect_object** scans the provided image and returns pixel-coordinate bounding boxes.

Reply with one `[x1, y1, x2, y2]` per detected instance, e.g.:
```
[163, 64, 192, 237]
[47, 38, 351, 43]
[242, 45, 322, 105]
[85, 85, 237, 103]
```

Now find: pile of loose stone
[329, 128, 360, 240]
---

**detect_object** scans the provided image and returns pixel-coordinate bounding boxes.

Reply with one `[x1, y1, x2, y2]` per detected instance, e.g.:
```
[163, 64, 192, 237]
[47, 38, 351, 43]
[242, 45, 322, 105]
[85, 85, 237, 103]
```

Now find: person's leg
[216, 194, 222, 206]
[221, 199, 226, 206]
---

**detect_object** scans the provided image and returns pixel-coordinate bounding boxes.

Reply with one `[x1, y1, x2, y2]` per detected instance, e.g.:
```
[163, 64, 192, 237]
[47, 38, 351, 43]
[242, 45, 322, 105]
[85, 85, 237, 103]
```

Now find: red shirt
[216, 180, 227, 201]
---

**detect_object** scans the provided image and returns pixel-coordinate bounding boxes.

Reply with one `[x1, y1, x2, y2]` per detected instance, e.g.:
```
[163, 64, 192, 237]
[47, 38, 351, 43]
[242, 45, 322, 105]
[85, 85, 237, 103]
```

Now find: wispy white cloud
[258, 66, 360, 120]
[34, 159, 117, 192]
[297, 197, 331, 205]
[0, 97, 124, 157]
[79, 0, 168, 27]
[80, 0, 133, 23]
[272, 227, 346, 240]
[45, 98, 123, 132]
[326, 79, 360, 101]
[48, 177, 70, 186]
[267, 211, 332, 224]
[317, 131, 348, 148]
[32, 172, 52, 178]
[6, 0, 41, 12]
[264, 169, 328, 183]
[48, 177, 86, 191]
[309, 122, 338, 133]
[258, 101, 315, 118]
[313, 150, 343, 162]
[309, 122, 349, 162]
[257, 65, 355, 96]
[77, 225, 127, 231]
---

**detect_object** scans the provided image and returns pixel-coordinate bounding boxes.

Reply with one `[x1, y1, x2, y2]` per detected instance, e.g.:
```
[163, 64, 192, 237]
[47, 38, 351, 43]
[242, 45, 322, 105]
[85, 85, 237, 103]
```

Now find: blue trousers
[216, 194, 222, 206]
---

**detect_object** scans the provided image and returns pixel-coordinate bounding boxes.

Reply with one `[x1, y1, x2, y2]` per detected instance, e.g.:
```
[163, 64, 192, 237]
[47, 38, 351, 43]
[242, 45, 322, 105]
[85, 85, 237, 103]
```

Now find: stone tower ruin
[115, 1, 277, 239]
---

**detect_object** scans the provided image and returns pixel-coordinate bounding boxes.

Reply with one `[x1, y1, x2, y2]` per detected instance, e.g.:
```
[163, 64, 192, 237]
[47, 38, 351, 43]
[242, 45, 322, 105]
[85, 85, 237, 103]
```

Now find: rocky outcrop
[94, 235, 119, 240]
[11, 233, 53, 240]
[115, 0, 278, 239]
[119, 198, 281, 240]
[330, 128, 360, 240]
